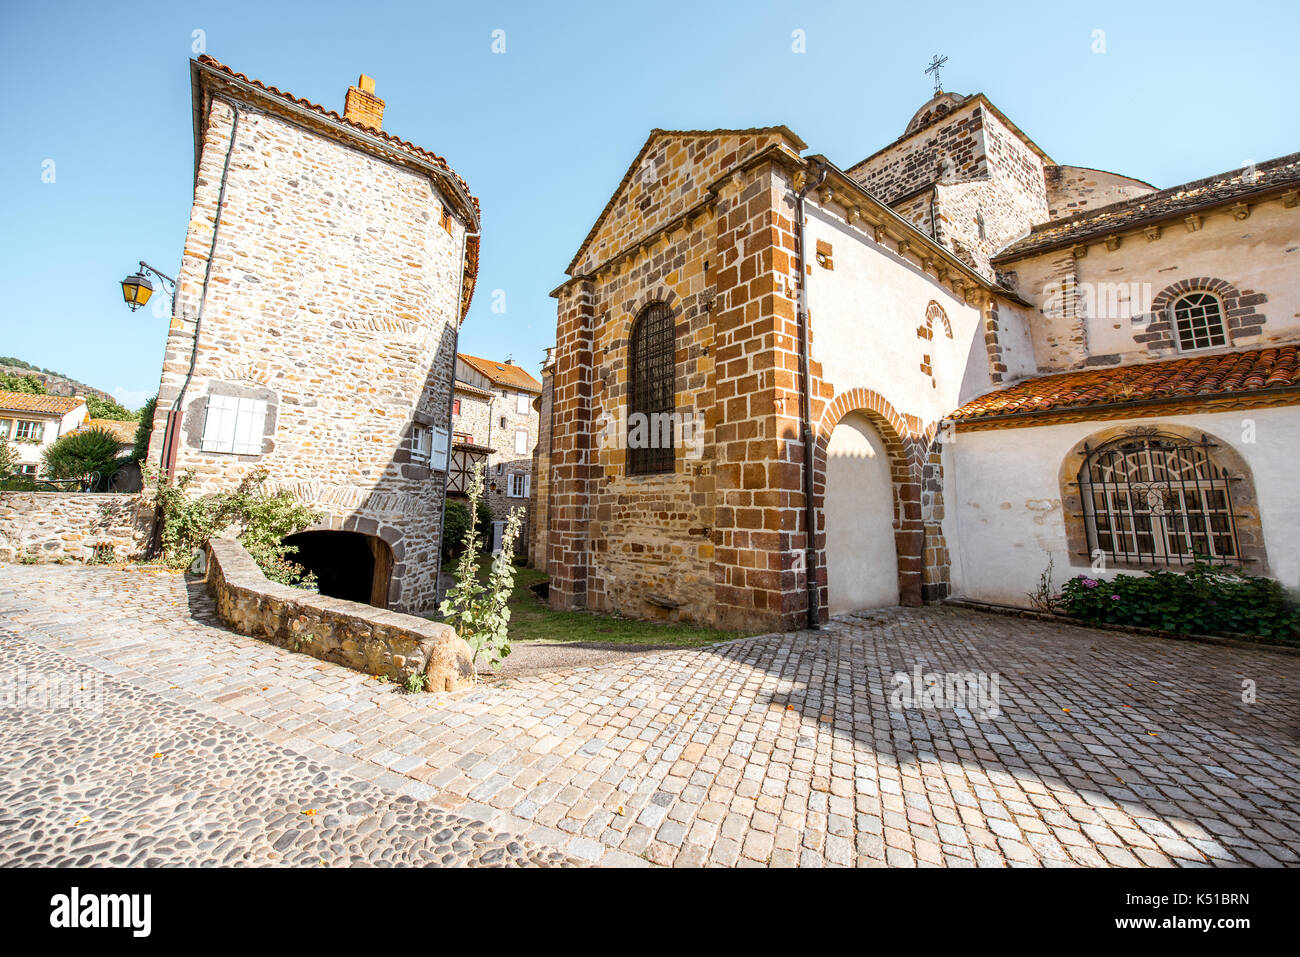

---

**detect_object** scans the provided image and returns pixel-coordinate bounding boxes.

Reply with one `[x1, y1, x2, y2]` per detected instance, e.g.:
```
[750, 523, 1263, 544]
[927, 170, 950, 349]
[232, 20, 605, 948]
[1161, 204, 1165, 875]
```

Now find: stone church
[146, 57, 479, 614]
[535, 84, 1300, 631]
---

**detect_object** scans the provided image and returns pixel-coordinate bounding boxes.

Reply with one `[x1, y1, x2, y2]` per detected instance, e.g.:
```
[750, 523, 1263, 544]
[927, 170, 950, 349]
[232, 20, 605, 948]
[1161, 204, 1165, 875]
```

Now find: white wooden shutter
[201, 395, 238, 452]
[431, 427, 450, 472]
[231, 399, 267, 454]
[515, 430, 528, 455]
[516, 394, 529, 414]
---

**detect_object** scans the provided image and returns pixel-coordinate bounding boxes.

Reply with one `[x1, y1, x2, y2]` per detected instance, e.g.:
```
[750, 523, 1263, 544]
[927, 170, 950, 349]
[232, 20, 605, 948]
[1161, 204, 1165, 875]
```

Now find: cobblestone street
[2, 564, 1298, 867]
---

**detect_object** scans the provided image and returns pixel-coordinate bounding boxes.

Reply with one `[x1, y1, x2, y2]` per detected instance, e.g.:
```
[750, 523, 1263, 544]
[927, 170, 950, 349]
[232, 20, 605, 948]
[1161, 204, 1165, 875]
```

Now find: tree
[41, 427, 124, 489]
[0, 372, 47, 394]
[0, 436, 15, 476]
[131, 395, 157, 462]
[85, 394, 138, 421]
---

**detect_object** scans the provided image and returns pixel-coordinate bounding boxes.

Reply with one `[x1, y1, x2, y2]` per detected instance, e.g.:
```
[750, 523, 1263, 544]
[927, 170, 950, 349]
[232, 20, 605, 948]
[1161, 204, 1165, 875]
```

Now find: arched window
[1078, 432, 1240, 567]
[1172, 292, 1226, 351]
[627, 302, 675, 475]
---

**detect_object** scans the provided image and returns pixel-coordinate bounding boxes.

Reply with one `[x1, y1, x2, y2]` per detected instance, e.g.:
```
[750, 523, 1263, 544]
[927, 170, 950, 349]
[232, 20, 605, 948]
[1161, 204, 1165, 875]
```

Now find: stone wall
[451, 379, 538, 537]
[147, 82, 471, 615]
[204, 538, 472, 690]
[0, 492, 151, 564]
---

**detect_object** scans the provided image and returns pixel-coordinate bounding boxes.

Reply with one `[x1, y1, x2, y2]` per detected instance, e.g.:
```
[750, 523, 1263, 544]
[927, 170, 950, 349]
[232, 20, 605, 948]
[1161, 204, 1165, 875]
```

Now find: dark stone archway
[283, 531, 393, 608]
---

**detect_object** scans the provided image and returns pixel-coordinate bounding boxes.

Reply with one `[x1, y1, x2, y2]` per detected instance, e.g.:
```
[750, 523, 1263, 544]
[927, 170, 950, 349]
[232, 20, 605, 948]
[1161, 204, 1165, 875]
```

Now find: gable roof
[994, 152, 1300, 261]
[565, 126, 808, 276]
[949, 345, 1300, 427]
[457, 353, 542, 393]
[0, 391, 85, 416]
[191, 56, 481, 320]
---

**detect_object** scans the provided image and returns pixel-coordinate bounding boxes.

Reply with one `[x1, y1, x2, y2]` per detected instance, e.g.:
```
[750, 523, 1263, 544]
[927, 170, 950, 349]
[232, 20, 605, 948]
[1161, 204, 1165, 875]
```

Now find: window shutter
[524, 474, 531, 498]
[201, 394, 238, 452]
[431, 427, 450, 472]
[232, 399, 267, 455]
[515, 430, 528, 455]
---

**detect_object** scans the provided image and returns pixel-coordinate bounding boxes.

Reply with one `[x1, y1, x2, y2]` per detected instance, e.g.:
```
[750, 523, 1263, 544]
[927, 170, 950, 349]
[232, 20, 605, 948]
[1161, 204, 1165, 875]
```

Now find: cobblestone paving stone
[3, 565, 1299, 867]
[0, 622, 576, 867]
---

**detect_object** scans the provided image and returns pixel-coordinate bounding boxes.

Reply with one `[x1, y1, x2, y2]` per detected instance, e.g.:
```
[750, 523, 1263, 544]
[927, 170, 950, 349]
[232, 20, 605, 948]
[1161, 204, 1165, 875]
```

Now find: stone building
[535, 86, 1300, 631]
[447, 352, 541, 547]
[146, 56, 480, 614]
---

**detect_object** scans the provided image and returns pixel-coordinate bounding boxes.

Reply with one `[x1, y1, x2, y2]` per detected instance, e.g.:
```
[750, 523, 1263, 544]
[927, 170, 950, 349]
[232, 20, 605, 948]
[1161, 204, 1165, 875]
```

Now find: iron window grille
[1172, 292, 1227, 351]
[627, 302, 675, 475]
[1078, 432, 1241, 568]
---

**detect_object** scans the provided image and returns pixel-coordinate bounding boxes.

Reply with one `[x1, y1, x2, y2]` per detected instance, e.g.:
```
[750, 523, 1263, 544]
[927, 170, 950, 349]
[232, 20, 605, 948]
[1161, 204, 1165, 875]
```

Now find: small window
[14, 420, 43, 441]
[516, 393, 529, 415]
[514, 429, 528, 455]
[201, 395, 267, 455]
[508, 473, 531, 498]
[0, 419, 10, 439]
[411, 425, 432, 466]
[496, 463, 504, 475]
[1172, 292, 1227, 351]
[452, 398, 461, 416]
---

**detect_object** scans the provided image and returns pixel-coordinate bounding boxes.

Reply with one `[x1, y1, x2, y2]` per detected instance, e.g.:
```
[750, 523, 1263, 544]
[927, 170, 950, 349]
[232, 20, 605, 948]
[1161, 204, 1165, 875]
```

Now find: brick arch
[1135, 277, 1266, 351]
[811, 388, 925, 614]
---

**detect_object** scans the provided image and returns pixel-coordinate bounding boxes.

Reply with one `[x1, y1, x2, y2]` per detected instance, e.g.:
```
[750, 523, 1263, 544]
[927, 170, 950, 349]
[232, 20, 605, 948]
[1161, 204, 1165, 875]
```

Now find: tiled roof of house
[193, 55, 481, 320]
[994, 152, 1300, 261]
[457, 353, 542, 393]
[950, 346, 1300, 424]
[82, 419, 138, 444]
[0, 391, 85, 415]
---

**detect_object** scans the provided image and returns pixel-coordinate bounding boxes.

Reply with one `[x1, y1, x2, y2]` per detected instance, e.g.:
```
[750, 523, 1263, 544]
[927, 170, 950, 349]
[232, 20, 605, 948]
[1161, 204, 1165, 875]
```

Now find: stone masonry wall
[147, 93, 466, 614]
[204, 538, 472, 689]
[0, 493, 152, 564]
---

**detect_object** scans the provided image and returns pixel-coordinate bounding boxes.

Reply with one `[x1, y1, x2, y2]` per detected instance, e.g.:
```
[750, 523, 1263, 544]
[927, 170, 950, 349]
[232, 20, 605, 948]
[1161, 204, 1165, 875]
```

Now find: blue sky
[1, 0, 1295, 410]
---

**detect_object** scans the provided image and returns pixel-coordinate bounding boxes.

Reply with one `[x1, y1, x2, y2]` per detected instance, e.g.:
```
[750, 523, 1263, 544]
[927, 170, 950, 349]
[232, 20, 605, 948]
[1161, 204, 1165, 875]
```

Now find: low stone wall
[0, 492, 152, 563]
[204, 539, 473, 690]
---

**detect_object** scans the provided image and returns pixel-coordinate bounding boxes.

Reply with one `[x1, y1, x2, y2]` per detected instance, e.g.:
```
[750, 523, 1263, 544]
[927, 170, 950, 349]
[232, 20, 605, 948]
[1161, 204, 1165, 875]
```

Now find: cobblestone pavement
[3, 565, 1299, 867]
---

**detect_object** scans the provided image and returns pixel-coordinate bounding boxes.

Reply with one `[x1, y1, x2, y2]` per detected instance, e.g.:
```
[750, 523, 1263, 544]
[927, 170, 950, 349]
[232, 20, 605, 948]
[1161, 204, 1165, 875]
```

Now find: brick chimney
[343, 75, 384, 130]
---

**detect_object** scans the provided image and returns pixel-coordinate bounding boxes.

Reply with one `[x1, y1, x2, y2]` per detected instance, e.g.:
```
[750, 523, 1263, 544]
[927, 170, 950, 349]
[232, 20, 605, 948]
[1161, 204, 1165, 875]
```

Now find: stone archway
[812, 387, 929, 616]
[823, 412, 900, 613]
[282, 530, 394, 608]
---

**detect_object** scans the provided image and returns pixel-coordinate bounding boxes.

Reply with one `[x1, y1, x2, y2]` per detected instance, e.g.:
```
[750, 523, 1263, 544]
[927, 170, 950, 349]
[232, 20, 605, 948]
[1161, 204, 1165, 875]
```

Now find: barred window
[627, 302, 675, 475]
[1172, 292, 1226, 351]
[1078, 432, 1241, 567]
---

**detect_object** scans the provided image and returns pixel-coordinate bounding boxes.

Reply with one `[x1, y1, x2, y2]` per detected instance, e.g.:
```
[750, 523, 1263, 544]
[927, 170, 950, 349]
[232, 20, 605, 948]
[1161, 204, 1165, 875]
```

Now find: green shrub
[0, 437, 15, 478]
[441, 497, 495, 564]
[131, 395, 157, 462]
[41, 428, 126, 490]
[1058, 559, 1300, 644]
[143, 466, 322, 587]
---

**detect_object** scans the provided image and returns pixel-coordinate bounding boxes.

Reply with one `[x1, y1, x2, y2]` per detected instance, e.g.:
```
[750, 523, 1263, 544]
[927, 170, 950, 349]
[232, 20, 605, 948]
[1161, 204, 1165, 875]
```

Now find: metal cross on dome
[925, 53, 948, 95]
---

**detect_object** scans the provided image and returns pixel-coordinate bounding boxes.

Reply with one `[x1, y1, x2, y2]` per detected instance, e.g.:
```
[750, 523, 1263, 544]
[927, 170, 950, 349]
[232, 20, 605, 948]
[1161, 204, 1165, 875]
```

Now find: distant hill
[0, 357, 115, 404]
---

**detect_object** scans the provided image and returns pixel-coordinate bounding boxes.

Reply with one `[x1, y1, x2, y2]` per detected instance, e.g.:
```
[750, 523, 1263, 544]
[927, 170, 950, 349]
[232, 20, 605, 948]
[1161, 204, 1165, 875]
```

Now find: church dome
[904, 91, 970, 135]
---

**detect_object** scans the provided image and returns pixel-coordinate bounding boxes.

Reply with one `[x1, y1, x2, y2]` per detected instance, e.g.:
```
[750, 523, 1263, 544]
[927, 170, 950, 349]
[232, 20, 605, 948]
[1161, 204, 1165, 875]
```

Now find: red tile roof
[950, 346, 1300, 424]
[457, 353, 542, 393]
[193, 55, 480, 320]
[995, 152, 1300, 261]
[0, 391, 85, 415]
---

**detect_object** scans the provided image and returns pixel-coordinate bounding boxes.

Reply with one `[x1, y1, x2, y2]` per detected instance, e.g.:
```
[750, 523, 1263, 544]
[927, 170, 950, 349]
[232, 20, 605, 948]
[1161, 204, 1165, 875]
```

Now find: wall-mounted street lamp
[120, 261, 176, 312]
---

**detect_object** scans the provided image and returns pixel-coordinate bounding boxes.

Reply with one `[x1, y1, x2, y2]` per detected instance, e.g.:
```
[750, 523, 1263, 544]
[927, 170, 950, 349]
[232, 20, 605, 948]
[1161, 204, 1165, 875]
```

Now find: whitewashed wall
[946, 407, 1300, 604]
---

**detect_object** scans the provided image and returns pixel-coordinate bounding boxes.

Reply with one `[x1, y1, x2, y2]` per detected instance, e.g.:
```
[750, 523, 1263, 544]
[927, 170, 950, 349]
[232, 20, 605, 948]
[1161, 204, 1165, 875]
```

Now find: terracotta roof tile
[82, 419, 138, 444]
[457, 353, 542, 393]
[950, 346, 1300, 424]
[0, 391, 85, 415]
[995, 152, 1300, 261]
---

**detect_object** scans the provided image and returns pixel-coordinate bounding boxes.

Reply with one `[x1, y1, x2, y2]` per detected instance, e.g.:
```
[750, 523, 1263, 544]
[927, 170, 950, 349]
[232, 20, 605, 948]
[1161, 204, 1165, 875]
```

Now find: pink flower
[1081, 578, 1098, 588]
[1110, 595, 1120, 601]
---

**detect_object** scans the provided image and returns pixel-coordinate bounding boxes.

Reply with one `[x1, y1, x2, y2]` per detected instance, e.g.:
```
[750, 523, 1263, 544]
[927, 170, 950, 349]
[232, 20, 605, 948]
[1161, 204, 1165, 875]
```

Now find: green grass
[439, 556, 757, 648]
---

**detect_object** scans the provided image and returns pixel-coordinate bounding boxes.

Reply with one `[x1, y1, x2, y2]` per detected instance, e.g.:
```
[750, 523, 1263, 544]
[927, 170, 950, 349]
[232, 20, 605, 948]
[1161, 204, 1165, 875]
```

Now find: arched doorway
[282, 531, 393, 608]
[824, 411, 900, 614]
